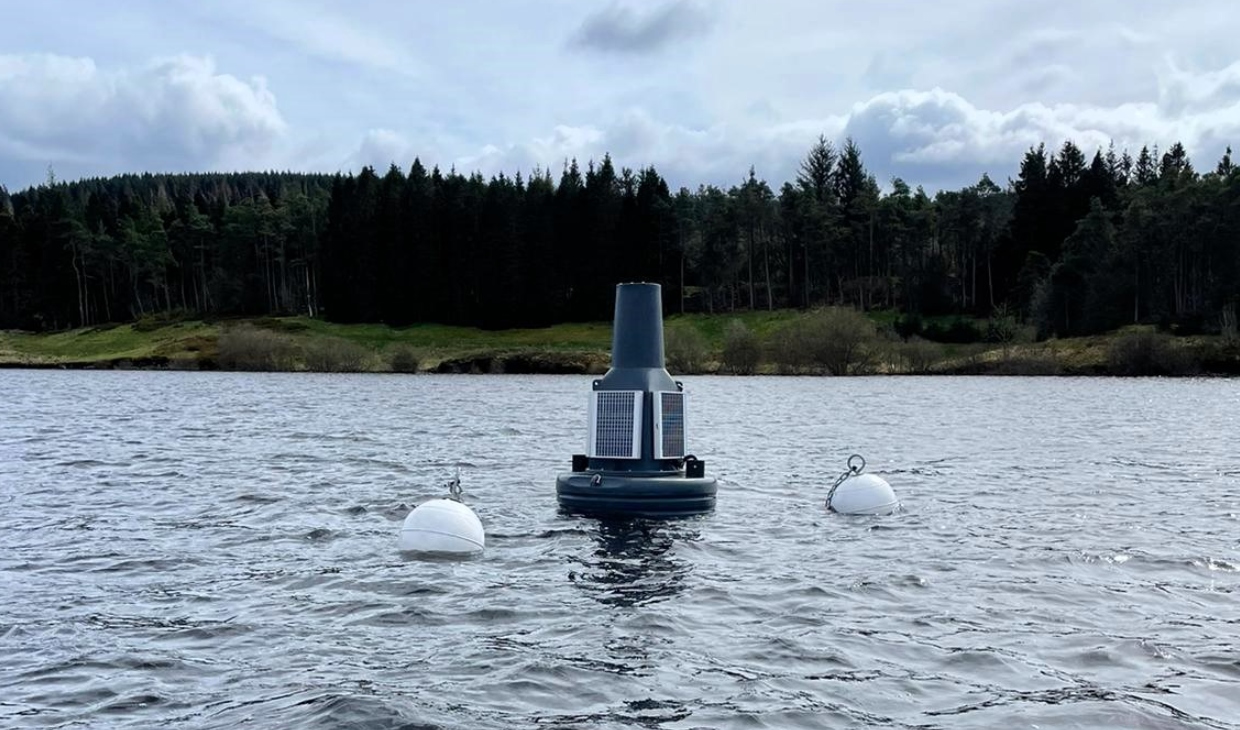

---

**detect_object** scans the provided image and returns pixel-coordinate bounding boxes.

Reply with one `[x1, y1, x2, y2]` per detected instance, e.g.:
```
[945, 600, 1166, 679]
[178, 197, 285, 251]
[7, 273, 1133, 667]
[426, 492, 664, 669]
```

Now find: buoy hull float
[555, 471, 717, 518]
[398, 498, 486, 554]
[829, 473, 900, 515]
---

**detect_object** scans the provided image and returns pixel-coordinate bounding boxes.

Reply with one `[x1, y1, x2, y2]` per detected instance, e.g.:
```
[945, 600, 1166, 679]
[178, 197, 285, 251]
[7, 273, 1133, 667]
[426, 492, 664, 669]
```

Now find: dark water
[2, 370, 1238, 729]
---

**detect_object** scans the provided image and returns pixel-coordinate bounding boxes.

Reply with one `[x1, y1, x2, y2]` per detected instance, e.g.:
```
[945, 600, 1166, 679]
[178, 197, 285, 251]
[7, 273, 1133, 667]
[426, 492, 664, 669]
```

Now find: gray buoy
[555, 282, 718, 518]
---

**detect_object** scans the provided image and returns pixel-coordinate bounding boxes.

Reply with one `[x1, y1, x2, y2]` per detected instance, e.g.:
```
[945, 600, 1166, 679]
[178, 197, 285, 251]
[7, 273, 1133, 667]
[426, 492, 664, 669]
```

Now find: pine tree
[1217, 146, 1234, 177]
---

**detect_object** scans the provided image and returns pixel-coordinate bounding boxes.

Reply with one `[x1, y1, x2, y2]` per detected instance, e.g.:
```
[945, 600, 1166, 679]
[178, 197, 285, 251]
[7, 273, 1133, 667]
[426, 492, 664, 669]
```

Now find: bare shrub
[766, 324, 811, 374]
[389, 345, 421, 373]
[721, 320, 762, 375]
[763, 308, 881, 375]
[217, 324, 298, 371]
[897, 336, 941, 374]
[303, 337, 372, 372]
[664, 323, 708, 374]
[1107, 329, 1197, 376]
[803, 307, 880, 375]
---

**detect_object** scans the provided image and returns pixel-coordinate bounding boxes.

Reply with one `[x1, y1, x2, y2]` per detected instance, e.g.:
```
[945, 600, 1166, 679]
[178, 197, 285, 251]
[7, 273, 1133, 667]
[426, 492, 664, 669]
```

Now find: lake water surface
[2, 370, 1238, 729]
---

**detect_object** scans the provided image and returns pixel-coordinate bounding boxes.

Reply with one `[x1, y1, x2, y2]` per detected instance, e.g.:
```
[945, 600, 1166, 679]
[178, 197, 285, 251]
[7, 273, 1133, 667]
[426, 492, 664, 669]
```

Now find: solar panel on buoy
[588, 390, 642, 459]
[654, 391, 685, 460]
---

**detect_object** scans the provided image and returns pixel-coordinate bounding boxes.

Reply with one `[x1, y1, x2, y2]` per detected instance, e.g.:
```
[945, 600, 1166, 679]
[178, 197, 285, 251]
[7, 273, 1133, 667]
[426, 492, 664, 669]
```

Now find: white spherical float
[398, 473, 485, 555]
[827, 454, 900, 516]
[399, 499, 485, 553]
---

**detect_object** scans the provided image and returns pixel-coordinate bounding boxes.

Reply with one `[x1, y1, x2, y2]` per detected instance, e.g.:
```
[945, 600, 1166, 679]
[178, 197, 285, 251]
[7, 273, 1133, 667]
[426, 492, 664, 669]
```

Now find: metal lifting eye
[590, 473, 602, 486]
[445, 467, 462, 501]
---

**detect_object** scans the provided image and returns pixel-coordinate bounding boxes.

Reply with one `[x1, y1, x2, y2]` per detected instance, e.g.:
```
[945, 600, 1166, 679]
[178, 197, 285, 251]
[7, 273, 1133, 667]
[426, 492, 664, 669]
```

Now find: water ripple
[1, 371, 1238, 729]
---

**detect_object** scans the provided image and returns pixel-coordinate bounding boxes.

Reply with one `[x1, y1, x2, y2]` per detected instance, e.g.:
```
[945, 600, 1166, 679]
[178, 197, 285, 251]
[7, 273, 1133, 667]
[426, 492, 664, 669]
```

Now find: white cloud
[408, 109, 832, 190]
[405, 71, 1240, 193]
[349, 129, 418, 172]
[823, 87, 1231, 191]
[1158, 59, 1240, 115]
[841, 80, 1240, 183]
[0, 53, 286, 174]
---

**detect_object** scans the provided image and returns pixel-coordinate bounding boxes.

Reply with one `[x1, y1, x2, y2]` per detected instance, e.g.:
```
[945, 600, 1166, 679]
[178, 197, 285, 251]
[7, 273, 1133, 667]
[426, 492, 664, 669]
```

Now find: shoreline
[3, 315, 1238, 378]
[3, 350, 1236, 379]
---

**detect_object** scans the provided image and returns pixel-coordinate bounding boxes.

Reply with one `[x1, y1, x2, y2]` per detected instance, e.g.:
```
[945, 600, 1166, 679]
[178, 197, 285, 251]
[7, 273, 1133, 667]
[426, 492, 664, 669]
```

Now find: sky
[1, 0, 1238, 194]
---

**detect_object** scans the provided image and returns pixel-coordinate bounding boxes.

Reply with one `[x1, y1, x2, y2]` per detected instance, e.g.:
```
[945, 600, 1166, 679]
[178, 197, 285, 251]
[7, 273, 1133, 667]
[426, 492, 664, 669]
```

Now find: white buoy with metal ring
[398, 470, 485, 555]
[398, 498, 486, 554]
[826, 454, 900, 515]
[829, 473, 899, 515]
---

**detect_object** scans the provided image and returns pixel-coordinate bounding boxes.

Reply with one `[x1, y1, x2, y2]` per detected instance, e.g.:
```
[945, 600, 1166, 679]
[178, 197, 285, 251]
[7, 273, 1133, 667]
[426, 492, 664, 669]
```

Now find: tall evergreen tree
[1218, 146, 1235, 177]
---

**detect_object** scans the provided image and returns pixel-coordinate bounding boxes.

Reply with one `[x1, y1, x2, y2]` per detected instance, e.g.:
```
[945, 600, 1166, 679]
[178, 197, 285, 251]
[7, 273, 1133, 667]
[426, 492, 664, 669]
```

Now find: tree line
[1, 138, 1237, 337]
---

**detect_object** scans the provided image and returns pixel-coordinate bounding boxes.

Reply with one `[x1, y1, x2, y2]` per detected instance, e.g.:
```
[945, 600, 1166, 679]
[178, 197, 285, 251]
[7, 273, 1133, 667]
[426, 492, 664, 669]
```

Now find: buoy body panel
[398, 498, 485, 554]
[556, 471, 717, 518]
[829, 473, 899, 515]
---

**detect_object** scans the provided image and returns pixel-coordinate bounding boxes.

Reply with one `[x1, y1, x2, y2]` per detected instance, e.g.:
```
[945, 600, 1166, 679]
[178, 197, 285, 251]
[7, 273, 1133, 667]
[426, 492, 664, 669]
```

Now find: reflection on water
[567, 518, 700, 608]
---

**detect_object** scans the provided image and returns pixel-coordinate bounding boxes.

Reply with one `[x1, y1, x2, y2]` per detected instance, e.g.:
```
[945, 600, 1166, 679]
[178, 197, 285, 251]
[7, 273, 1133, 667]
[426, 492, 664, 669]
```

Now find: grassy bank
[1, 310, 1237, 376]
[0, 316, 614, 374]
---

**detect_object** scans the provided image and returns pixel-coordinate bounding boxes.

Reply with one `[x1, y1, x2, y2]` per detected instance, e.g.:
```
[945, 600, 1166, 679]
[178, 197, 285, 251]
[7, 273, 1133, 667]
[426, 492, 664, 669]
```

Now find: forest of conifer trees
[1, 137, 1237, 339]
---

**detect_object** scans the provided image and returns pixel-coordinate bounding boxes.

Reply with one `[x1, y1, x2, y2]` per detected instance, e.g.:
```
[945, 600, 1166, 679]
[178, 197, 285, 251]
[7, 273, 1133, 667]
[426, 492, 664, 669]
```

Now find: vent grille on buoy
[654, 391, 686, 459]
[588, 390, 643, 459]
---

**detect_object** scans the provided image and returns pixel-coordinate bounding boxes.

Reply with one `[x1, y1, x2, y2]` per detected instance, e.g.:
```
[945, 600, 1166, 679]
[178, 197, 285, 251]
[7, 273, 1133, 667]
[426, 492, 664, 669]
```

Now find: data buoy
[827, 454, 900, 515]
[554, 282, 718, 518]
